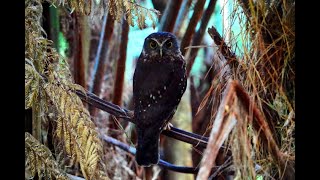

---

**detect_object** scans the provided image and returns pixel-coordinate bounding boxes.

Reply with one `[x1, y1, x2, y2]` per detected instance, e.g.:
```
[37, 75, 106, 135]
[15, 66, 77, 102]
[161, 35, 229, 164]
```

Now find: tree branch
[73, 12, 86, 88]
[196, 80, 285, 179]
[101, 134, 226, 174]
[112, 18, 129, 106]
[158, 0, 183, 32]
[173, 0, 193, 35]
[208, 26, 239, 70]
[75, 89, 232, 153]
[197, 80, 238, 180]
[180, 0, 206, 55]
[186, 0, 218, 76]
[89, 13, 115, 116]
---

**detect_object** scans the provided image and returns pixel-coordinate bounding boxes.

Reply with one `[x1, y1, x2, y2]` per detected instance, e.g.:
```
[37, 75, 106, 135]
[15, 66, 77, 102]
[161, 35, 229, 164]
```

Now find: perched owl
[133, 32, 187, 166]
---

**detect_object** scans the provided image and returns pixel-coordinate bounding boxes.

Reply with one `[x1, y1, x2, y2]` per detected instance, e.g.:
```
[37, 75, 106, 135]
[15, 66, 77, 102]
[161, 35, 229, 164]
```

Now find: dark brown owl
[133, 32, 187, 166]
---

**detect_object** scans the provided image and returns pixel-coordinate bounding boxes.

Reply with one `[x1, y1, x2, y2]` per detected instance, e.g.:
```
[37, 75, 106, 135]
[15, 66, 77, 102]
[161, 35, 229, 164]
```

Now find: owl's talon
[164, 123, 173, 130]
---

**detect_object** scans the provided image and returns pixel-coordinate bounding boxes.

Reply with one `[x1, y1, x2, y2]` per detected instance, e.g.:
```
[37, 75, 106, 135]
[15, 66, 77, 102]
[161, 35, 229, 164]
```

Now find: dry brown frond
[25, 132, 69, 180]
[107, 0, 160, 29]
[25, 0, 110, 179]
[44, 82, 109, 180]
[197, 0, 294, 179]
[225, 0, 294, 179]
[128, 1, 160, 29]
[25, 60, 41, 109]
[46, 0, 159, 29]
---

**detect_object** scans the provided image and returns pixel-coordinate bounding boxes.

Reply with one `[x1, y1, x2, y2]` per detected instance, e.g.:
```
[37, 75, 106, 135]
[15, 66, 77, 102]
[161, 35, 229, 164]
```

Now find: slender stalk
[110, 18, 129, 130]
[101, 134, 224, 174]
[180, 0, 206, 55]
[159, 0, 183, 32]
[89, 15, 107, 92]
[89, 13, 115, 116]
[112, 19, 129, 106]
[72, 12, 86, 88]
[186, 0, 218, 76]
[208, 26, 239, 70]
[173, 0, 193, 35]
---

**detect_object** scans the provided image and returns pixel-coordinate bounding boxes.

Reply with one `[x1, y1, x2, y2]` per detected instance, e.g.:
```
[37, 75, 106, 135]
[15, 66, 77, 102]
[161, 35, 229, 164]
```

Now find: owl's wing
[133, 58, 186, 128]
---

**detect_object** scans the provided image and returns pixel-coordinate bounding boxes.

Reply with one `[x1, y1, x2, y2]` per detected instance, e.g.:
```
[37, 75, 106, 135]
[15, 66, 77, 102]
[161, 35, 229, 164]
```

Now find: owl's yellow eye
[166, 41, 173, 48]
[150, 41, 157, 49]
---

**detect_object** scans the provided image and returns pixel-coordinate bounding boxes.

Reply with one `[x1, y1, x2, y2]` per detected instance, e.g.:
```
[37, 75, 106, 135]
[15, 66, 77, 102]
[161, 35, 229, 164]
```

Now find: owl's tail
[135, 127, 160, 167]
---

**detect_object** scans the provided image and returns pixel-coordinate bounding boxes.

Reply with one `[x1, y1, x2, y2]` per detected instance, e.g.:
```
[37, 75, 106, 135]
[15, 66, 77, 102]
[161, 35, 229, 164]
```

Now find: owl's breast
[133, 58, 186, 127]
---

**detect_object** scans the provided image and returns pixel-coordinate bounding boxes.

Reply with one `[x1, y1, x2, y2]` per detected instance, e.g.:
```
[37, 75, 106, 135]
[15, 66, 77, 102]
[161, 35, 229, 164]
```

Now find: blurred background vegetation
[25, 0, 295, 179]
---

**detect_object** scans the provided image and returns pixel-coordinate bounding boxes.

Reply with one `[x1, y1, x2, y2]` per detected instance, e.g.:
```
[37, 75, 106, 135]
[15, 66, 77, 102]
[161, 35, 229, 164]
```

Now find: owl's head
[142, 32, 181, 58]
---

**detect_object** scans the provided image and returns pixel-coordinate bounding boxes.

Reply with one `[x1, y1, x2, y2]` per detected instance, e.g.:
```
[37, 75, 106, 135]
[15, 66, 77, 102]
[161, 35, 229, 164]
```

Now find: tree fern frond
[25, 132, 69, 180]
[25, 0, 110, 179]
[25, 63, 40, 109]
[44, 83, 109, 180]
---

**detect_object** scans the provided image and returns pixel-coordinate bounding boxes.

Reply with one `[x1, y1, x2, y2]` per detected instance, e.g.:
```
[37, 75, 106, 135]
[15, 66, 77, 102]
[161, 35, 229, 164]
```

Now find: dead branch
[101, 134, 226, 174]
[196, 80, 286, 179]
[186, 0, 218, 76]
[180, 0, 206, 55]
[233, 82, 285, 171]
[196, 80, 238, 180]
[208, 26, 239, 71]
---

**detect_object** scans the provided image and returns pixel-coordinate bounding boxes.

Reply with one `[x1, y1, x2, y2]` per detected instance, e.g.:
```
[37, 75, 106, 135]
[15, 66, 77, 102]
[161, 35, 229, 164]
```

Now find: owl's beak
[160, 47, 163, 57]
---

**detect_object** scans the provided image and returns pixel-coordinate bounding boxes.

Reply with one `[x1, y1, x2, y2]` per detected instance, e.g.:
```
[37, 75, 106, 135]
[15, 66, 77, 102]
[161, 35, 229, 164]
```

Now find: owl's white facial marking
[150, 38, 170, 47]
[150, 38, 171, 58]
[150, 38, 162, 47]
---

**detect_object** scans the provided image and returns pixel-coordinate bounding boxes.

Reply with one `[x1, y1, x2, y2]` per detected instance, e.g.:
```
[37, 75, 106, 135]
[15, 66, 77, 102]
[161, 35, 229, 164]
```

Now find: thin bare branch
[89, 13, 115, 116]
[180, 0, 206, 55]
[158, 0, 183, 32]
[186, 0, 218, 76]
[173, 0, 193, 35]
[101, 134, 226, 174]
[112, 18, 129, 107]
[75, 89, 230, 151]
[208, 26, 239, 70]
[196, 80, 238, 180]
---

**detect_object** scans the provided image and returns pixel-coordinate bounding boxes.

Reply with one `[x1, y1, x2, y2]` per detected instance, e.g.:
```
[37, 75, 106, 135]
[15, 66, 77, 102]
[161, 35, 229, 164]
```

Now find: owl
[133, 32, 187, 166]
